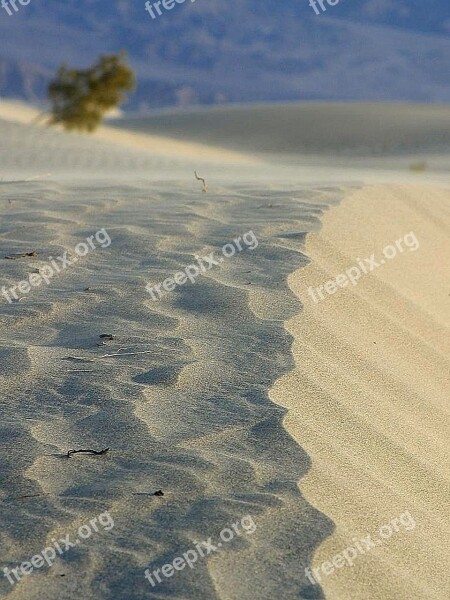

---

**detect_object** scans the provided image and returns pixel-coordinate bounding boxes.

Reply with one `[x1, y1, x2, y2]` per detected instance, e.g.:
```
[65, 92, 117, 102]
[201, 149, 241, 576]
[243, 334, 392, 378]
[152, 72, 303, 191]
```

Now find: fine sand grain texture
[0, 102, 348, 599]
[0, 100, 449, 599]
[271, 184, 450, 600]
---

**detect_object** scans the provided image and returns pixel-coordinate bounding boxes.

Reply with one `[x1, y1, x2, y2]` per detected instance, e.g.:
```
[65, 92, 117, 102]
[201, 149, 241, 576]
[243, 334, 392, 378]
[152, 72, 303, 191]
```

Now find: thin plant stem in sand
[66, 448, 109, 458]
[3, 493, 49, 503]
[194, 171, 208, 192]
[98, 350, 153, 358]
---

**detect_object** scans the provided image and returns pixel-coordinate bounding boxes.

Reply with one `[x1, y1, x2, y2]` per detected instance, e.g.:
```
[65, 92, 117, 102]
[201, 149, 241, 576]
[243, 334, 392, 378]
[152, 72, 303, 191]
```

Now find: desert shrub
[409, 160, 427, 173]
[48, 52, 135, 132]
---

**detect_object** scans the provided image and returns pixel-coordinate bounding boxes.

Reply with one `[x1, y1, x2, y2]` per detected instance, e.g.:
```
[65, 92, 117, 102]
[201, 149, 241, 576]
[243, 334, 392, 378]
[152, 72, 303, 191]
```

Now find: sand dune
[272, 184, 450, 600]
[0, 99, 449, 599]
[0, 99, 257, 182]
[113, 103, 450, 156]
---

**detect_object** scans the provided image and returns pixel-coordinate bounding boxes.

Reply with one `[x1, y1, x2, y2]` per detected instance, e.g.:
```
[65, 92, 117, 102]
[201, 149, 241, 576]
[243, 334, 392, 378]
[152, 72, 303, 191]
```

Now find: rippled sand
[0, 101, 449, 599]
[272, 184, 450, 600]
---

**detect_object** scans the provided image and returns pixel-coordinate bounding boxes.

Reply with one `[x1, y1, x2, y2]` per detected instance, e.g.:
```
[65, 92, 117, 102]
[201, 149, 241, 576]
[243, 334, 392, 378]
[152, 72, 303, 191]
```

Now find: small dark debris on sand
[5, 251, 38, 260]
[154, 490, 164, 497]
[5, 493, 49, 502]
[62, 356, 95, 363]
[97, 334, 115, 346]
[66, 448, 109, 458]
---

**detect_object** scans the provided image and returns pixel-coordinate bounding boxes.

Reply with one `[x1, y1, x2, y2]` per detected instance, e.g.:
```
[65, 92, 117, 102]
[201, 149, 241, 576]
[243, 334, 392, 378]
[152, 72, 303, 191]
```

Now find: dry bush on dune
[48, 52, 135, 132]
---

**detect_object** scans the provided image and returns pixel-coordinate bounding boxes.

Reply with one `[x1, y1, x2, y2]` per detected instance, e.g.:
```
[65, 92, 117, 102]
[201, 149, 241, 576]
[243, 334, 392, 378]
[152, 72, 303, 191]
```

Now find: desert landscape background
[0, 1, 449, 598]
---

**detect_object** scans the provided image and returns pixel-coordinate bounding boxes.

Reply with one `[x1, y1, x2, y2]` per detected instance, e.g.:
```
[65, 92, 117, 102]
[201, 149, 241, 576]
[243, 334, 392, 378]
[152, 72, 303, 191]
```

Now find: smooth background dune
[271, 184, 450, 599]
[113, 103, 450, 156]
[2, 100, 449, 186]
[112, 103, 450, 183]
[0, 102, 200, 182]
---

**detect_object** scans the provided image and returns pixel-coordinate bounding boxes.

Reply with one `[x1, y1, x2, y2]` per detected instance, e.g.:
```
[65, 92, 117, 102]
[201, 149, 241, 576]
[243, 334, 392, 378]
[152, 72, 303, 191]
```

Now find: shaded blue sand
[0, 181, 347, 599]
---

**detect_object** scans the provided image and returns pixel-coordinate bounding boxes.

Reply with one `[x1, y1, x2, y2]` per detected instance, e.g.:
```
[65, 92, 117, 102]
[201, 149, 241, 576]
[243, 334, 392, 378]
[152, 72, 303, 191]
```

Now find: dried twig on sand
[5, 251, 38, 260]
[66, 448, 109, 458]
[194, 171, 208, 193]
[98, 350, 153, 358]
[4, 493, 49, 502]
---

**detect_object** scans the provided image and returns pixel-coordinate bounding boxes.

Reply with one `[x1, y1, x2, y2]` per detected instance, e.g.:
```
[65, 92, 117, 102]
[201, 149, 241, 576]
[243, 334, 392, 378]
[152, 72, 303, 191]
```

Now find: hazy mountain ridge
[0, 0, 448, 110]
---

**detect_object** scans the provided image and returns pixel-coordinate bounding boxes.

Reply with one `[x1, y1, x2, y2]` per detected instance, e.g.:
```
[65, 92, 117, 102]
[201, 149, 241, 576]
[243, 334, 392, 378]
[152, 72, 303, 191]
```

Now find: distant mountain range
[0, 0, 449, 111]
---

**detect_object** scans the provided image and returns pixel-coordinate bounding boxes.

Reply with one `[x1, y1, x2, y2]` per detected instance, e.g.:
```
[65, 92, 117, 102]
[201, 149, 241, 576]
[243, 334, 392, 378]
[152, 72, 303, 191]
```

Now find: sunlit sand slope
[272, 184, 450, 600]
